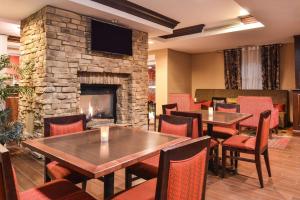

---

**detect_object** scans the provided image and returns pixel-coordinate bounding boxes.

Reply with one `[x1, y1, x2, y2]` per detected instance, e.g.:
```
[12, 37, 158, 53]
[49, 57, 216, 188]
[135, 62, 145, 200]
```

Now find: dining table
[22, 126, 190, 199]
[188, 109, 253, 137]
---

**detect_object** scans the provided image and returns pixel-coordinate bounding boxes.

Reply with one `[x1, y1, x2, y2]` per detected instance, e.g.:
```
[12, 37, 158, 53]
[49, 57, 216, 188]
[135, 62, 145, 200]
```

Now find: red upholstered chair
[221, 110, 272, 188]
[125, 115, 193, 189]
[0, 144, 96, 200]
[44, 114, 88, 190]
[171, 111, 219, 175]
[209, 103, 240, 139]
[162, 103, 178, 115]
[113, 137, 211, 200]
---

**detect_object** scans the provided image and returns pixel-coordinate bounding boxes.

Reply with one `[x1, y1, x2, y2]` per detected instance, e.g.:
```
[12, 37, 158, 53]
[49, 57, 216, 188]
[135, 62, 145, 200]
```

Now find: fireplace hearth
[80, 84, 118, 122]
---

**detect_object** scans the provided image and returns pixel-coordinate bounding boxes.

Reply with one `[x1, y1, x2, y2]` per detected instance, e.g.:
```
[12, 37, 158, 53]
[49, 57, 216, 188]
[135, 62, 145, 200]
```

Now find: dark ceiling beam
[91, 0, 179, 29]
[160, 24, 205, 39]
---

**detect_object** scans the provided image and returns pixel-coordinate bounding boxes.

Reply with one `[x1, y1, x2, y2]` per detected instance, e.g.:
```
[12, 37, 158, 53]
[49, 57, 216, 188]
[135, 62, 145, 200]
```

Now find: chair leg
[230, 151, 234, 167]
[44, 158, 51, 183]
[213, 146, 219, 176]
[221, 148, 226, 178]
[234, 151, 239, 174]
[125, 168, 132, 189]
[82, 180, 87, 191]
[255, 154, 264, 188]
[263, 149, 272, 177]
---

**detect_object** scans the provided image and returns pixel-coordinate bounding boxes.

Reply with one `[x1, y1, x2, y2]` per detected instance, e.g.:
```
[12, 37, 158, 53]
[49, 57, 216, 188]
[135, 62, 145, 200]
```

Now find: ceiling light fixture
[239, 8, 250, 17]
[148, 40, 154, 45]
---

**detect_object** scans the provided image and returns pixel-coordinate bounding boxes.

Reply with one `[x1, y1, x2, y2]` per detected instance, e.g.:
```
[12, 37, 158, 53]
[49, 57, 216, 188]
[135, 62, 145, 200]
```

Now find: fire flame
[88, 101, 93, 117]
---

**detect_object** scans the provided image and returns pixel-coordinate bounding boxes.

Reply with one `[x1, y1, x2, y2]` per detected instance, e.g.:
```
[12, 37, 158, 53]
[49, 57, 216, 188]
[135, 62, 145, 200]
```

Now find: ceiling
[0, 0, 299, 53]
[148, 0, 300, 53]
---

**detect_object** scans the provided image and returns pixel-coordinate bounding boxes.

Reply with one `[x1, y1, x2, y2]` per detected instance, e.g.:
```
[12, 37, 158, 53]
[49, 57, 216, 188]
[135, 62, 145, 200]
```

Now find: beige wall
[168, 49, 192, 94]
[191, 51, 225, 95]
[280, 43, 296, 120]
[149, 49, 192, 114]
[149, 49, 168, 115]
[150, 44, 296, 117]
[281, 43, 295, 90]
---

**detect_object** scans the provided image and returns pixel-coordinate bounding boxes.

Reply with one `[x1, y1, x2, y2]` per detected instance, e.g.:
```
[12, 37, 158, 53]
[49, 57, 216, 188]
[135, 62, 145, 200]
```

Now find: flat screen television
[91, 20, 132, 56]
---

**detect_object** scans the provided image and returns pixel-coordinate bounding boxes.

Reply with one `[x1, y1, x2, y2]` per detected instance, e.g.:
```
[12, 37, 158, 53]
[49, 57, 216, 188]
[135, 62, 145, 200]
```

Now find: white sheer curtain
[241, 46, 263, 89]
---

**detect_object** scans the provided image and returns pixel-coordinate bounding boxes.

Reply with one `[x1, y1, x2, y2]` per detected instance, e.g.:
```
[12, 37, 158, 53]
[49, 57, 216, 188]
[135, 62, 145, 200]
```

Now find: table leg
[104, 172, 114, 199]
[207, 123, 213, 137]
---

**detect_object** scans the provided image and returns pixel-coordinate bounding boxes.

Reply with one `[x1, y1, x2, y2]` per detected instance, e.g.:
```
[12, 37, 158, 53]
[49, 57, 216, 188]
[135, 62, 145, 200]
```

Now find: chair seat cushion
[113, 178, 156, 200]
[21, 179, 95, 200]
[223, 135, 256, 150]
[47, 161, 87, 184]
[127, 155, 159, 180]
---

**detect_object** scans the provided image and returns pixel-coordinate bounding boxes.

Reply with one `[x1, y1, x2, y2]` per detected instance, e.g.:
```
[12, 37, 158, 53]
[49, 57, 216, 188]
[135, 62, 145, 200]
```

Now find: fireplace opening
[80, 84, 118, 122]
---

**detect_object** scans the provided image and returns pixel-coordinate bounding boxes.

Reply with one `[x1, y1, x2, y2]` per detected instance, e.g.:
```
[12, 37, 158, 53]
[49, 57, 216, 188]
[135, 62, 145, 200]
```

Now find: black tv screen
[91, 20, 132, 56]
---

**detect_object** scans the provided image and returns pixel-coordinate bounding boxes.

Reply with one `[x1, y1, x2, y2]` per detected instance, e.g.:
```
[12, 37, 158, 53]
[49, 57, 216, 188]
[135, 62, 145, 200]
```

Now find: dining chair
[162, 103, 178, 115]
[221, 110, 272, 188]
[44, 114, 88, 190]
[209, 103, 240, 139]
[125, 114, 193, 189]
[113, 136, 211, 200]
[0, 144, 96, 200]
[171, 111, 219, 175]
[211, 97, 227, 110]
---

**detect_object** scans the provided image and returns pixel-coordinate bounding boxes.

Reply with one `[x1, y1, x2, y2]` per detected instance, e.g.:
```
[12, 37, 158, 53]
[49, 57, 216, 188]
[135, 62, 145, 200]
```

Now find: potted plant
[0, 54, 32, 145]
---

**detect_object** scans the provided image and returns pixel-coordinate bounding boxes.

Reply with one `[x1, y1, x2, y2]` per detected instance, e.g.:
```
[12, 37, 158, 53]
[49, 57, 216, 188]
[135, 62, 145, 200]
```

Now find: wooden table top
[189, 110, 253, 126]
[23, 126, 189, 179]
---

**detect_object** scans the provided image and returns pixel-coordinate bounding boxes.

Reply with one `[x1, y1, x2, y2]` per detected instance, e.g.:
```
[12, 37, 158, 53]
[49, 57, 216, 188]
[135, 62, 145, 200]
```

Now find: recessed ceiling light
[148, 40, 154, 45]
[239, 8, 250, 17]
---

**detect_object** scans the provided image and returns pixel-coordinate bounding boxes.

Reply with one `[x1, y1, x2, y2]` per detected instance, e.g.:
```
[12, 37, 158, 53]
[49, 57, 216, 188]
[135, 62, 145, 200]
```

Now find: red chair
[171, 111, 220, 175]
[209, 103, 240, 139]
[221, 110, 272, 188]
[125, 114, 193, 189]
[44, 114, 88, 190]
[162, 103, 178, 115]
[113, 137, 211, 200]
[0, 144, 96, 200]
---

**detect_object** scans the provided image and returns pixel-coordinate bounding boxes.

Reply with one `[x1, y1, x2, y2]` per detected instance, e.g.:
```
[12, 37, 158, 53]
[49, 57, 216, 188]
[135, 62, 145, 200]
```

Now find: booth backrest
[195, 89, 290, 122]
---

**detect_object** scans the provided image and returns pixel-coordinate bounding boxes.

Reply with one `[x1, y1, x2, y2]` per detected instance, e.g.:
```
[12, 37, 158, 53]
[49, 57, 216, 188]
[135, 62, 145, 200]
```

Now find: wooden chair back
[171, 111, 203, 138]
[216, 103, 240, 129]
[212, 97, 227, 110]
[255, 110, 272, 153]
[0, 145, 19, 200]
[155, 136, 211, 200]
[158, 115, 193, 138]
[44, 114, 87, 137]
[162, 103, 178, 115]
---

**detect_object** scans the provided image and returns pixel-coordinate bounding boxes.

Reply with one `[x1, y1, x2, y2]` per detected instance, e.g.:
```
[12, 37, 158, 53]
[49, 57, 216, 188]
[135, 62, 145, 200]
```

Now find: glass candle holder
[100, 126, 110, 142]
[208, 107, 214, 116]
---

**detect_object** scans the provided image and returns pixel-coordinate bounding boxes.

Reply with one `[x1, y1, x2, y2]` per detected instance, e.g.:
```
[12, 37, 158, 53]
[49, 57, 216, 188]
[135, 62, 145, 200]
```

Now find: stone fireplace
[19, 6, 148, 136]
[80, 84, 117, 122]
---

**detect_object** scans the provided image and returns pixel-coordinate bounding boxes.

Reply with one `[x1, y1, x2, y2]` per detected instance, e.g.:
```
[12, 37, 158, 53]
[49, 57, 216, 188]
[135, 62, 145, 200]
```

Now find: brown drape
[224, 49, 242, 89]
[261, 44, 280, 90]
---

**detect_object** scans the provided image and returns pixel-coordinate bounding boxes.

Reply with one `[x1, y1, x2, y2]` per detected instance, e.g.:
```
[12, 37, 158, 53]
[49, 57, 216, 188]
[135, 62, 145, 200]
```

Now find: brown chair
[162, 103, 178, 115]
[211, 97, 227, 110]
[209, 103, 240, 139]
[44, 114, 88, 190]
[171, 111, 220, 175]
[125, 114, 193, 189]
[0, 144, 96, 200]
[113, 136, 211, 200]
[221, 110, 272, 188]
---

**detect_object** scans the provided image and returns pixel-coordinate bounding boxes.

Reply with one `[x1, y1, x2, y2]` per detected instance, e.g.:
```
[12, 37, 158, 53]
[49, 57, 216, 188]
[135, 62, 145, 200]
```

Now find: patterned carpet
[242, 127, 292, 150]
